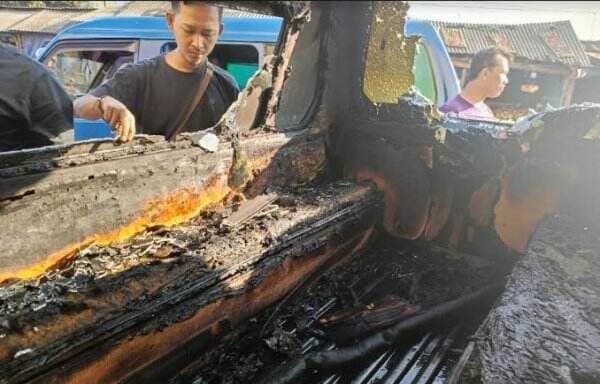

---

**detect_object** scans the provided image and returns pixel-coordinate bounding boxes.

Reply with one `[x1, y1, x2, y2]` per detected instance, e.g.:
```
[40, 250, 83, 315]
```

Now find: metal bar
[414, 328, 459, 384]
[445, 341, 475, 384]
[383, 333, 436, 384]
[395, 334, 444, 384]
[351, 349, 395, 384]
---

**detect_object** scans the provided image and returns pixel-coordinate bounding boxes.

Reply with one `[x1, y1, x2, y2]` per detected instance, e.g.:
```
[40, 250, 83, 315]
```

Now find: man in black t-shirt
[74, 1, 239, 142]
[0, 43, 73, 151]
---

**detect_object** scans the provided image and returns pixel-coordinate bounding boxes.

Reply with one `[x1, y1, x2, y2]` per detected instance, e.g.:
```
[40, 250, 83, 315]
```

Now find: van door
[413, 41, 438, 106]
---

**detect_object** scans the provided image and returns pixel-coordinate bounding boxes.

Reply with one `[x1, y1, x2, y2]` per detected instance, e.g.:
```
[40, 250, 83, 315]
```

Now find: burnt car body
[1, 2, 599, 383]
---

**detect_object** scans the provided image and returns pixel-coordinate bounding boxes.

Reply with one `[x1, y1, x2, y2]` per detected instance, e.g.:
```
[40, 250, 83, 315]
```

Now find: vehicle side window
[413, 42, 437, 105]
[46, 51, 102, 99]
[105, 55, 134, 82]
[212, 44, 259, 89]
[45, 49, 134, 100]
[160, 41, 260, 89]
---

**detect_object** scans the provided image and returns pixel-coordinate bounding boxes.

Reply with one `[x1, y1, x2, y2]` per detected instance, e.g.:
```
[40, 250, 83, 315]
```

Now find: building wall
[573, 70, 600, 103]
[19, 32, 53, 57]
[408, 1, 600, 40]
[0, 32, 17, 46]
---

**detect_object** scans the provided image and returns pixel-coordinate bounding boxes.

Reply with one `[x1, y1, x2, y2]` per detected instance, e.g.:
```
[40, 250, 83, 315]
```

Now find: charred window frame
[206, 2, 319, 132]
[275, 4, 328, 131]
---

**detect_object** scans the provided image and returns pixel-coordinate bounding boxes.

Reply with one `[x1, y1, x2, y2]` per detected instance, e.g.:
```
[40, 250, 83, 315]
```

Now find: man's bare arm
[74, 95, 136, 142]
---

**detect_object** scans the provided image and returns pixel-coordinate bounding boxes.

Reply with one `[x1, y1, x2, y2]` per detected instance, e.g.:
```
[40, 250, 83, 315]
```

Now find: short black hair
[170, 1, 223, 21]
[466, 47, 513, 83]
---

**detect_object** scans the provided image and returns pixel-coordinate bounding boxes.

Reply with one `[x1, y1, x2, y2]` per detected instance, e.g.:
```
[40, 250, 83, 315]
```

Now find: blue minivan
[38, 16, 459, 140]
[37, 15, 284, 140]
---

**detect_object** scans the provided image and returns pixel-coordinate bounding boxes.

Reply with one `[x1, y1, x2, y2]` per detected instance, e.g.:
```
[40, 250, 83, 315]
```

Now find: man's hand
[74, 95, 137, 142]
[99, 96, 136, 142]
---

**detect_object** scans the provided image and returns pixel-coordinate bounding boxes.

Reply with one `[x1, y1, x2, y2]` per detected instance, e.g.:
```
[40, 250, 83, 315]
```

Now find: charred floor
[0, 178, 382, 383]
[151, 233, 507, 384]
[0, 175, 511, 384]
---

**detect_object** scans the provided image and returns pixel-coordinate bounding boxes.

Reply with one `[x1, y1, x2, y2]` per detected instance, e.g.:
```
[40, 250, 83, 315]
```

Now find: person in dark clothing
[0, 43, 73, 151]
[73, 1, 239, 142]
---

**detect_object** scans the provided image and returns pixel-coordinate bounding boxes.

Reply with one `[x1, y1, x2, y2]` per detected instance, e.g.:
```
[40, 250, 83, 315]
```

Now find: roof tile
[427, 20, 590, 67]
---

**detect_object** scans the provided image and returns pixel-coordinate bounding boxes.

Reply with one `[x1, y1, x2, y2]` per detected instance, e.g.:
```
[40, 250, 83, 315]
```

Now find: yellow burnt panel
[0, 181, 231, 284]
[364, 1, 417, 104]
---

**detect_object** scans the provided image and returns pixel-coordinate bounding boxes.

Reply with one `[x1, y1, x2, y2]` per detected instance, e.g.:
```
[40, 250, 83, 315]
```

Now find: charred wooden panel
[0, 182, 382, 384]
[0, 132, 324, 282]
[326, 99, 600, 258]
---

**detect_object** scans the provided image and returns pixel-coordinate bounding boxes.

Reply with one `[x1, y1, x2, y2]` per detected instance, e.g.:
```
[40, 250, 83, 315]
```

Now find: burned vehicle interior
[1, 2, 600, 384]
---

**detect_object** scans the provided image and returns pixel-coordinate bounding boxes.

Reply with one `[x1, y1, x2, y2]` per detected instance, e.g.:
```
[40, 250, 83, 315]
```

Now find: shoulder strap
[166, 63, 215, 141]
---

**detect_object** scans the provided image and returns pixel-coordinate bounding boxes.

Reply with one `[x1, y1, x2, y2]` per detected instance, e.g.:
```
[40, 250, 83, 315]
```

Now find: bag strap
[165, 63, 215, 141]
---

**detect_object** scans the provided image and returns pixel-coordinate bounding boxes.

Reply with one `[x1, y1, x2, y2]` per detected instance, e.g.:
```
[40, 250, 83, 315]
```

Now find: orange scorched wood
[37, 229, 374, 384]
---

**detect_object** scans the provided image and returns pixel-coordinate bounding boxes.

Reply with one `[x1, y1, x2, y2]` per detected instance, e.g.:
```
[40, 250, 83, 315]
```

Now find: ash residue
[0, 181, 375, 338]
[0, 218, 220, 334]
[172, 233, 498, 384]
